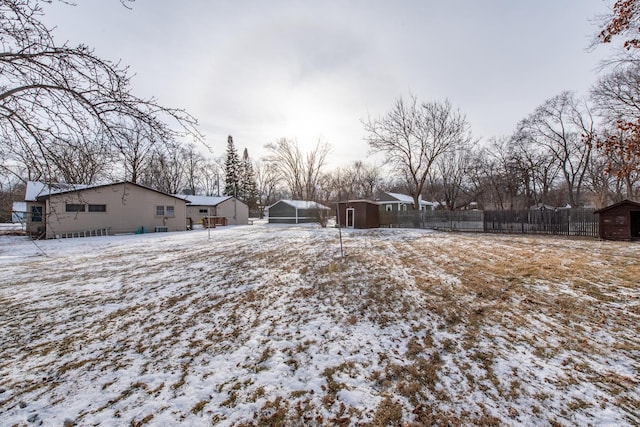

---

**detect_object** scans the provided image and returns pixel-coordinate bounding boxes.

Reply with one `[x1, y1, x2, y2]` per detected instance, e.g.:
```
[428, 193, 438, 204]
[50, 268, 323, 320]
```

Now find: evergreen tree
[239, 148, 258, 209]
[224, 135, 240, 196]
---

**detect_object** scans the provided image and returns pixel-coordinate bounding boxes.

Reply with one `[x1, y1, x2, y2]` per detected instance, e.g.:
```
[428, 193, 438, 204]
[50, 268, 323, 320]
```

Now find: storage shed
[174, 194, 249, 227]
[267, 200, 330, 224]
[594, 199, 640, 241]
[337, 200, 380, 229]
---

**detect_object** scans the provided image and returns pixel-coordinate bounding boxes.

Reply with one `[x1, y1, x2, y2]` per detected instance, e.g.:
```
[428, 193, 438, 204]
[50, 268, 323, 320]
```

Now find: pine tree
[239, 148, 258, 209]
[224, 135, 240, 196]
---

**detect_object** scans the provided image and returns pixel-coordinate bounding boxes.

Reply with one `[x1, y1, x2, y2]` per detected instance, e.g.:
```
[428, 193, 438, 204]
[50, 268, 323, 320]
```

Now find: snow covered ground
[0, 224, 638, 426]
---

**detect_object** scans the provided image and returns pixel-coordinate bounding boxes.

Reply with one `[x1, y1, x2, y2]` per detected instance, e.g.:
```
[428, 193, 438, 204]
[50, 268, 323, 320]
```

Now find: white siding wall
[45, 183, 187, 238]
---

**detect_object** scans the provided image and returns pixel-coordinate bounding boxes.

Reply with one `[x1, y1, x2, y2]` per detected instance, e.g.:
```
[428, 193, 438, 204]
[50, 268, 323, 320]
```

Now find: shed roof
[173, 194, 232, 206]
[594, 199, 640, 214]
[270, 200, 331, 210]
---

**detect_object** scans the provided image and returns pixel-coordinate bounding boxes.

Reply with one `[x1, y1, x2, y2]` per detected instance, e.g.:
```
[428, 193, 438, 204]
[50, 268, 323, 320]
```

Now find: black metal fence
[381, 208, 599, 237]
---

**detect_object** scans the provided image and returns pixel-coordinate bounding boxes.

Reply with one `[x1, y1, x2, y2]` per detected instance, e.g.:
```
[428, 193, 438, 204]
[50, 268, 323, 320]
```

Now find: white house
[23, 181, 189, 239]
[377, 192, 436, 212]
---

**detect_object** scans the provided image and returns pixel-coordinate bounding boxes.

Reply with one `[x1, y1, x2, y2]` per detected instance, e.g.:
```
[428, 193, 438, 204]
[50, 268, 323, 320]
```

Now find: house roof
[529, 203, 557, 211]
[383, 192, 413, 203]
[270, 200, 331, 210]
[594, 199, 640, 214]
[12, 201, 27, 212]
[381, 192, 436, 206]
[25, 181, 91, 201]
[27, 181, 187, 202]
[173, 194, 232, 206]
[337, 199, 380, 205]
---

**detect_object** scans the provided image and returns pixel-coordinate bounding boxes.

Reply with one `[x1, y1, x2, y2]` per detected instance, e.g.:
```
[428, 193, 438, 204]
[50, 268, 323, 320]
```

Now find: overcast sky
[41, 0, 614, 167]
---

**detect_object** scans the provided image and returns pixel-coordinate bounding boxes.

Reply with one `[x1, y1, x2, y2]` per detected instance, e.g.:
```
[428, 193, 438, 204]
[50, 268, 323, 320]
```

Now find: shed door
[346, 208, 355, 228]
[631, 211, 640, 238]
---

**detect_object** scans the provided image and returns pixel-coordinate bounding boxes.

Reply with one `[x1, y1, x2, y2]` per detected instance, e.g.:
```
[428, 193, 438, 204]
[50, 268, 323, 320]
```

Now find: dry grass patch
[1, 228, 638, 426]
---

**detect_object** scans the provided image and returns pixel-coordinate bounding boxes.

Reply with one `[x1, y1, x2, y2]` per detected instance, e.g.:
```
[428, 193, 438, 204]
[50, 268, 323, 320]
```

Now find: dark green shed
[267, 200, 330, 224]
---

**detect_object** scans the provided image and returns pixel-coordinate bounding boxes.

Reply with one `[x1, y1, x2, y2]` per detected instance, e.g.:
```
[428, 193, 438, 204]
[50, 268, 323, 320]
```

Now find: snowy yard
[0, 224, 638, 426]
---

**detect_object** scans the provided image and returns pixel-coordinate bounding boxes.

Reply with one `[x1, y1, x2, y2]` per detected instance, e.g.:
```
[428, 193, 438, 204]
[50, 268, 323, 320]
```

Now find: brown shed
[337, 200, 380, 229]
[594, 199, 640, 241]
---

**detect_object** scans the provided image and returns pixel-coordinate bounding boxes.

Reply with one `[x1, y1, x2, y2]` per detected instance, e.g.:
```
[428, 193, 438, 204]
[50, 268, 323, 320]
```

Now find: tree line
[1, 0, 640, 222]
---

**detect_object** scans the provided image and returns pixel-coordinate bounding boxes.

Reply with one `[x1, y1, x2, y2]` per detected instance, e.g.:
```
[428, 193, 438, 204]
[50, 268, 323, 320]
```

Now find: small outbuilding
[174, 195, 249, 227]
[594, 199, 640, 241]
[267, 200, 330, 224]
[337, 200, 380, 229]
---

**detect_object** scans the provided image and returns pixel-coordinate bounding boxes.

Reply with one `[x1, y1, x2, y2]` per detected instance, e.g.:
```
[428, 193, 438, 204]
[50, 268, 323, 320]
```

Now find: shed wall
[598, 203, 640, 240]
[217, 199, 249, 225]
[338, 201, 380, 228]
[268, 202, 296, 223]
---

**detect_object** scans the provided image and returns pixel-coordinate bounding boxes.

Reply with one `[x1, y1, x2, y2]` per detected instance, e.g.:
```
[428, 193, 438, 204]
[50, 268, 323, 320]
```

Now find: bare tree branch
[363, 95, 473, 209]
[0, 0, 203, 185]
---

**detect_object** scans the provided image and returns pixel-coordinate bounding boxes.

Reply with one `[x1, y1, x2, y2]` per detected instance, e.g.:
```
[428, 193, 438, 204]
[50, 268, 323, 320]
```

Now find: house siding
[186, 205, 218, 226]
[377, 193, 412, 213]
[43, 183, 187, 238]
[25, 202, 46, 237]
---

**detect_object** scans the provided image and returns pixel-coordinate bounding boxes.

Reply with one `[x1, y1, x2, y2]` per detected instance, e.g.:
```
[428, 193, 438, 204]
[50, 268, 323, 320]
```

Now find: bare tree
[264, 138, 331, 200]
[516, 92, 595, 207]
[586, 146, 624, 207]
[591, 64, 640, 197]
[591, 64, 640, 122]
[469, 137, 522, 210]
[254, 159, 281, 210]
[303, 140, 331, 200]
[139, 143, 185, 194]
[0, 0, 202, 185]
[198, 158, 223, 197]
[326, 160, 381, 202]
[50, 133, 114, 184]
[182, 144, 204, 195]
[0, 175, 25, 222]
[430, 138, 477, 210]
[112, 120, 157, 184]
[363, 95, 473, 209]
[512, 134, 562, 207]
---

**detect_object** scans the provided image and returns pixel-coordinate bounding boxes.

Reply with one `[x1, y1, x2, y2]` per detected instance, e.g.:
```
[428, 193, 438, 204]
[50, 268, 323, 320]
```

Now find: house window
[385, 204, 392, 212]
[88, 204, 106, 212]
[31, 206, 43, 222]
[156, 205, 165, 216]
[66, 204, 85, 212]
[166, 206, 175, 217]
[401, 204, 408, 212]
[199, 208, 208, 214]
